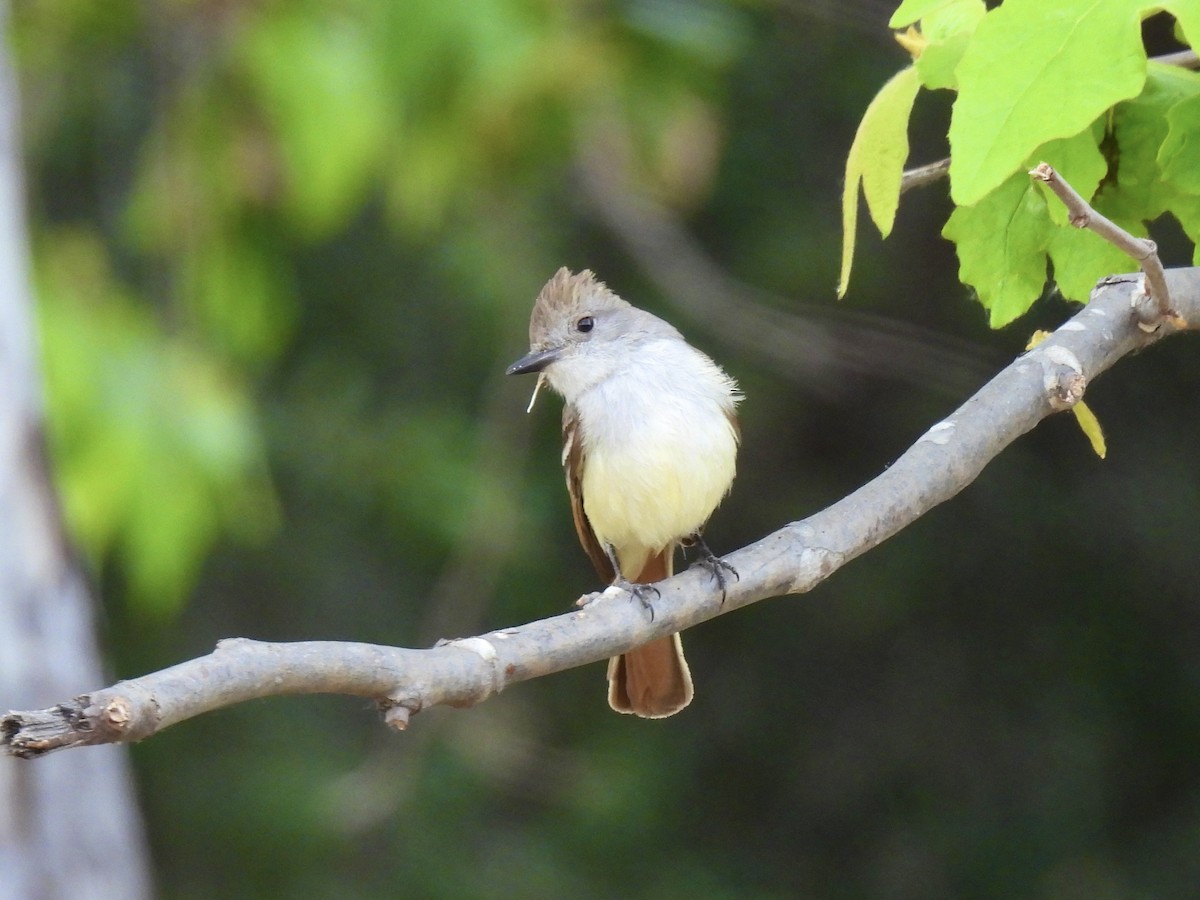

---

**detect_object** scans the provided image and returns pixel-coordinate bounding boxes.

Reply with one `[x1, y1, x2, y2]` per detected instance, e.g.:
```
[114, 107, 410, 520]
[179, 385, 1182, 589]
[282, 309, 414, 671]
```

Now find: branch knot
[1040, 344, 1087, 411]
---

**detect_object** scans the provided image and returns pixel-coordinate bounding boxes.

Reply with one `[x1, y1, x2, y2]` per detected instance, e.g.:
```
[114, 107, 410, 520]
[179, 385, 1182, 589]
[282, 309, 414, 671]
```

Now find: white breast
[575, 338, 739, 560]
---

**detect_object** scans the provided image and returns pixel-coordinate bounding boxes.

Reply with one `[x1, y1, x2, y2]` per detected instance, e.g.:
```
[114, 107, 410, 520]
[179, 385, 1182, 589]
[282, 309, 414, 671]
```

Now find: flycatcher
[507, 268, 741, 717]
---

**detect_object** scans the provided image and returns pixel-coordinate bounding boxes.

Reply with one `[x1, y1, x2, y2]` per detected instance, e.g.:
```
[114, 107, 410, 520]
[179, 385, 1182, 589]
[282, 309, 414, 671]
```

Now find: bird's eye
[576, 316, 595, 333]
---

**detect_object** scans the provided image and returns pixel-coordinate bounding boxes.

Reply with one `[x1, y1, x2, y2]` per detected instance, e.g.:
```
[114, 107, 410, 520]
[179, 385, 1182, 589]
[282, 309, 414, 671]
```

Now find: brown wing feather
[562, 406, 615, 583]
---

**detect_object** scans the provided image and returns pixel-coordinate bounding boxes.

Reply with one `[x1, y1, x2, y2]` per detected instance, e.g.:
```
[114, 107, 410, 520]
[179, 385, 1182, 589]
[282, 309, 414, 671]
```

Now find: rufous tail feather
[606, 548, 693, 718]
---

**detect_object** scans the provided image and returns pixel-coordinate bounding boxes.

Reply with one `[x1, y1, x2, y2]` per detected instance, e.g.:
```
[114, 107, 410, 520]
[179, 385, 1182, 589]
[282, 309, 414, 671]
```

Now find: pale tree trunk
[0, 5, 152, 897]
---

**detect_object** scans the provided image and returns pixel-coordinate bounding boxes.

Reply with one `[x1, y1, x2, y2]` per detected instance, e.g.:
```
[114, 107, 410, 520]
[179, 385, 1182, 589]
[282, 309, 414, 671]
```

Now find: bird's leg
[683, 532, 738, 603]
[604, 542, 660, 621]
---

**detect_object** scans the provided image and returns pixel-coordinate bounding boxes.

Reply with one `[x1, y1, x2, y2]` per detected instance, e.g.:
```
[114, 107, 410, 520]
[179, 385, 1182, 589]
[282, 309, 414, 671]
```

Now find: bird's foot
[683, 533, 738, 603]
[615, 578, 661, 622]
[575, 580, 661, 621]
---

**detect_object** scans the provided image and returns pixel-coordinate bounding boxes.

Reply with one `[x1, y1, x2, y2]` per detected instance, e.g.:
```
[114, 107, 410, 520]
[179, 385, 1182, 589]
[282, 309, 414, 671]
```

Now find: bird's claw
[684, 533, 738, 604]
[615, 578, 660, 622]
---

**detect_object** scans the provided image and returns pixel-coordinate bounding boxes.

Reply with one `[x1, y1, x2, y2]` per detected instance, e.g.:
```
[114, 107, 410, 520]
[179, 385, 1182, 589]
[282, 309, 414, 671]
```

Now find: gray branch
[4, 268, 1198, 758]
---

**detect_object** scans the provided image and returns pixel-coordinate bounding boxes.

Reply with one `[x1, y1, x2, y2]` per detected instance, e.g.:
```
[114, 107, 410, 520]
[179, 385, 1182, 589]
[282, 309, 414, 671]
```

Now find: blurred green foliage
[11, 1, 1200, 897]
[36, 228, 277, 611]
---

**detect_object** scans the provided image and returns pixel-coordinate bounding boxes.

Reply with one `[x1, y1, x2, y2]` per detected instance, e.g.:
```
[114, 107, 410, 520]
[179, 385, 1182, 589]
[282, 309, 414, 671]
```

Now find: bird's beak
[506, 346, 561, 376]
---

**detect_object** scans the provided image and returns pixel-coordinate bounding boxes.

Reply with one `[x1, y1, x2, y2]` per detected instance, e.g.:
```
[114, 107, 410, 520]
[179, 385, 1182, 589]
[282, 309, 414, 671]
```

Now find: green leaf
[890, 0, 963, 28]
[950, 0, 1150, 207]
[1112, 63, 1200, 219]
[1160, 92, 1200, 195]
[913, 0, 986, 90]
[839, 66, 921, 297]
[915, 32, 969, 92]
[1046, 225, 1133, 303]
[1172, 2, 1200, 49]
[918, 0, 987, 41]
[856, 67, 921, 234]
[943, 170, 1054, 327]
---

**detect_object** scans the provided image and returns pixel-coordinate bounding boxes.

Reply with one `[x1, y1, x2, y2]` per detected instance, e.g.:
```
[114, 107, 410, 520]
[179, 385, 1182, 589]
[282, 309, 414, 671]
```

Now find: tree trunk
[0, 3, 152, 896]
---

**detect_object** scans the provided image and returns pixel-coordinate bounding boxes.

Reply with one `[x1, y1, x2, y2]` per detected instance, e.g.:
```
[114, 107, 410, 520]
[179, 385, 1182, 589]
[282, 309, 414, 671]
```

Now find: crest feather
[529, 268, 627, 343]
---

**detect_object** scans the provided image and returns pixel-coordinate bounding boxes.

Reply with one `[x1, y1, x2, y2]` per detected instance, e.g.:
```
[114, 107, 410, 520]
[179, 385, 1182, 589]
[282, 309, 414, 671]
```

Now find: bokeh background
[10, 1, 1200, 896]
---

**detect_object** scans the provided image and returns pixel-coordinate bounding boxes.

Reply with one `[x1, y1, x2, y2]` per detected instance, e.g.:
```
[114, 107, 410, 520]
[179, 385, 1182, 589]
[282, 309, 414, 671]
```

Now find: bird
[507, 267, 741, 717]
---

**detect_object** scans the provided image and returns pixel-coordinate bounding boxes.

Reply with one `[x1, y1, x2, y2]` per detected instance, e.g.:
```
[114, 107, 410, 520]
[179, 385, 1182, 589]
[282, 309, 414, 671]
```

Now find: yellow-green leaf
[890, 0, 961, 28]
[943, 171, 1053, 327]
[839, 66, 920, 298]
[1071, 400, 1107, 459]
[913, 0, 987, 91]
[949, 0, 1150, 207]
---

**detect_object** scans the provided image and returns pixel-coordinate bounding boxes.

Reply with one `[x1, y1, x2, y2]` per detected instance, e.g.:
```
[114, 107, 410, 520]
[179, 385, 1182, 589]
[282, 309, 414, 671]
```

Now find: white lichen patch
[1043, 344, 1083, 374]
[919, 420, 955, 445]
[449, 637, 497, 661]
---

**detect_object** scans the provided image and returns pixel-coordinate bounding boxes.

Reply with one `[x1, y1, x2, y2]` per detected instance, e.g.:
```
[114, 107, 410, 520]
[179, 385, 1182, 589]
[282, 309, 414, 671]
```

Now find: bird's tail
[606, 547, 693, 718]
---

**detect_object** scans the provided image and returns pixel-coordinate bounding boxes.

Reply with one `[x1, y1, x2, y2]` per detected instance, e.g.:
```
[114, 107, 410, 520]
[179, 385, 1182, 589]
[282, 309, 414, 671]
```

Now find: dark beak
[506, 347, 561, 376]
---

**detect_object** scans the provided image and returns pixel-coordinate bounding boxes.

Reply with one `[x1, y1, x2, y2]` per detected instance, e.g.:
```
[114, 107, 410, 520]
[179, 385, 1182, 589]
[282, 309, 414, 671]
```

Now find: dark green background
[13, 2, 1200, 896]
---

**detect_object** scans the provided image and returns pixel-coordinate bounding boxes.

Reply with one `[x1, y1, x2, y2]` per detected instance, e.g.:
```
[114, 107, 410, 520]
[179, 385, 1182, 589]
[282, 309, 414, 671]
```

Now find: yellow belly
[581, 417, 737, 570]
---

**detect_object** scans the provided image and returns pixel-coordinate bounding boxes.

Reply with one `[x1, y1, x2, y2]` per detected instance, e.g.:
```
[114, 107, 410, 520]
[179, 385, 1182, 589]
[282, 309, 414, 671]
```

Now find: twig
[1155, 49, 1199, 69]
[4, 268, 1197, 759]
[900, 157, 950, 194]
[1030, 162, 1182, 329]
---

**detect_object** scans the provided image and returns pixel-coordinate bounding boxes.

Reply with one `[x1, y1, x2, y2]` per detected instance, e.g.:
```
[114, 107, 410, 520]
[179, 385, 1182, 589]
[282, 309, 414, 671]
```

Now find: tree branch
[4, 268, 1198, 759]
[1030, 162, 1181, 328]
